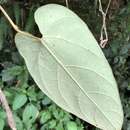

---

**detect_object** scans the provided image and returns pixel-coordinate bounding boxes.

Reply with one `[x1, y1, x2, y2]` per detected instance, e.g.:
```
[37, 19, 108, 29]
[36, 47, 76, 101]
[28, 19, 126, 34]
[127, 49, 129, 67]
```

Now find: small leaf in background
[75, 118, 84, 130]
[27, 86, 37, 101]
[56, 122, 64, 130]
[50, 105, 61, 120]
[23, 104, 39, 123]
[4, 89, 18, 104]
[0, 109, 6, 120]
[42, 96, 51, 105]
[67, 121, 78, 130]
[40, 111, 51, 124]
[2, 65, 23, 81]
[13, 94, 27, 110]
[63, 113, 72, 122]
[40, 124, 48, 130]
[7, 65, 23, 76]
[17, 66, 29, 87]
[48, 120, 56, 129]
[14, 114, 23, 130]
[37, 91, 44, 100]
[0, 118, 5, 130]
[2, 70, 13, 81]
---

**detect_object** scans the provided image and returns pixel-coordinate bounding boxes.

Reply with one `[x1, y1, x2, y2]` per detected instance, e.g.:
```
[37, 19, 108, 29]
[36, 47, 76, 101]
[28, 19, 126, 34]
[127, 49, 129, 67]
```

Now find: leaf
[27, 86, 37, 101]
[22, 104, 39, 123]
[42, 96, 51, 105]
[56, 122, 64, 130]
[14, 114, 23, 130]
[67, 121, 78, 130]
[0, 118, 5, 130]
[0, 110, 6, 119]
[13, 94, 27, 110]
[2, 66, 23, 81]
[40, 111, 51, 124]
[48, 120, 57, 129]
[22, 104, 39, 130]
[2, 70, 13, 81]
[15, 4, 124, 130]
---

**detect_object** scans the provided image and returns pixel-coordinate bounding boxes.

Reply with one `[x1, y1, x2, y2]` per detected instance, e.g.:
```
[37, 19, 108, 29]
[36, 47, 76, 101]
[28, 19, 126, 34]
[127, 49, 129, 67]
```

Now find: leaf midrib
[40, 38, 115, 129]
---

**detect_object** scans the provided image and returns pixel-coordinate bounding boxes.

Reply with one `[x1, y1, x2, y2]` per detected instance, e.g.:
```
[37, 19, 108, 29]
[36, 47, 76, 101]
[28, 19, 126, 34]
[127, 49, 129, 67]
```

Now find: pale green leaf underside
[15, 4, 123, 130]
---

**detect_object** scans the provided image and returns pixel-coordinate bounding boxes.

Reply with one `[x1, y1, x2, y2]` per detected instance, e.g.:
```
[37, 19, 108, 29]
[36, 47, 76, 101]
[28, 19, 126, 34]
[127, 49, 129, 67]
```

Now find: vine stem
[0, 5, 20, 33]
[65, 0, 69, 8]
[0, 5, 40, 40]
[98, 0, 111, 48]
[0, 88, 17, 130]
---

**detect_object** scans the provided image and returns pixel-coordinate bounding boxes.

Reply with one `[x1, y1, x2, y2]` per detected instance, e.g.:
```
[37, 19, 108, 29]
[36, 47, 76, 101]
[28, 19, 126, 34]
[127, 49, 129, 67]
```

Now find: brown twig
[98, 0, 111, 48]
[0, 5, 20, 33]
[0, 88, 17, 130]
[0, 5, 40, 40]
[65, 0, 69, 8]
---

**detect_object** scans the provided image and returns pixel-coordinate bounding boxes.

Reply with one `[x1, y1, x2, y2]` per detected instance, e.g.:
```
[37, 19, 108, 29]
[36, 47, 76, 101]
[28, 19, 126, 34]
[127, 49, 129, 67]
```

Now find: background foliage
[0, 0, 130, 130]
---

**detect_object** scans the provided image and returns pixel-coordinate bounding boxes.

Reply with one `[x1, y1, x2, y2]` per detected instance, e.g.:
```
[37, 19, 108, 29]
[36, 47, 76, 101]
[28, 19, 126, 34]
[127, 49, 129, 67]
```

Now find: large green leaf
[15, 4, 124, 130]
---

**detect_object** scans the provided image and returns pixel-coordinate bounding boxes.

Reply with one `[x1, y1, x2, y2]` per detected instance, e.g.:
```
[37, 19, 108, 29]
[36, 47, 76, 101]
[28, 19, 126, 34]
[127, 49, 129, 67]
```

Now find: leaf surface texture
[15, 4, 123, 130]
